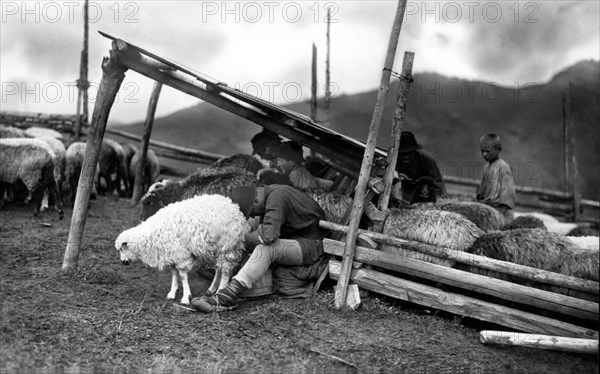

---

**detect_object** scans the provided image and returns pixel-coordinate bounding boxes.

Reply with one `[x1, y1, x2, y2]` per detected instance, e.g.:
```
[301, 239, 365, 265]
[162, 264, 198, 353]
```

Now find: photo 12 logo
[1, 1, 140, 23]
[199, 1, 340, 23]
[418, 81, 540, 104]
[403, 1, 540, 23]
[1, 81, 140, 105]
[232, 81, 339, 104]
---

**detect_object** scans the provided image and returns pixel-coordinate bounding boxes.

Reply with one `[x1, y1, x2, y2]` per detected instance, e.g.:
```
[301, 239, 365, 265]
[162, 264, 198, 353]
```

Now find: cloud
[1, 1, 598, 123]
[465, 1, 600, 83]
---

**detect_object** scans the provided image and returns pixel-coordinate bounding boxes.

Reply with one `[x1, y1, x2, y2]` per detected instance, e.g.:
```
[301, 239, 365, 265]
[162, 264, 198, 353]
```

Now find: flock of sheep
[0, 124, 160, 217]
[1, 124, 598, 307]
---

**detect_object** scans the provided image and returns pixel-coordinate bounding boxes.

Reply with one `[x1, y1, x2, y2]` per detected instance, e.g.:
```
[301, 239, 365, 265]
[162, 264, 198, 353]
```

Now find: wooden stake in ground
[568, 82, 581, 221]
[562, 93, 569, 195]
[324, 6, 331, 126]
[131, 81, 163, 204]
[334, 0, 408, 309]
[311, 43, 318, 122]
[480, 331, 599, 354]
[75, 0, 89, 140]
[63, 51, 127, 271]
[375, 51, 415, 230]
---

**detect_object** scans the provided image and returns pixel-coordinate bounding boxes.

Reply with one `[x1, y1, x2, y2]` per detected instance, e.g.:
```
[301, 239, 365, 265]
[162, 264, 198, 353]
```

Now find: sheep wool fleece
[115, 194, 250, 275]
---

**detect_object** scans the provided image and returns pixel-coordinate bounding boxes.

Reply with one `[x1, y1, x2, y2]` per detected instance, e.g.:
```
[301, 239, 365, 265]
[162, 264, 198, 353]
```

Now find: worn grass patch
[1, 196, 598, 373]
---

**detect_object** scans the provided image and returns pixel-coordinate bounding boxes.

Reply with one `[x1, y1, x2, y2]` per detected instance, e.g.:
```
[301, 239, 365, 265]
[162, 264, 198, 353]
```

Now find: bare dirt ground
[1, 194, 598, 373]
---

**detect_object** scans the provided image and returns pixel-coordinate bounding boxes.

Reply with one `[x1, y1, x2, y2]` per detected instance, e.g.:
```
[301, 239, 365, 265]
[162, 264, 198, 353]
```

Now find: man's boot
[191, 279, 247, 313]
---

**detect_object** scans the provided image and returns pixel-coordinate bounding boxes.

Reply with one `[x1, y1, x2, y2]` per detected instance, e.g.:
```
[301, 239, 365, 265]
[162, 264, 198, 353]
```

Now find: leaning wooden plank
[104, 128, 224, 161]
[479, 331, 599, 354]
[320, 221, 599, 295]
[324, 239, 599, 321]
[328, 260, 598, 339]
[109, 40, 365, 173]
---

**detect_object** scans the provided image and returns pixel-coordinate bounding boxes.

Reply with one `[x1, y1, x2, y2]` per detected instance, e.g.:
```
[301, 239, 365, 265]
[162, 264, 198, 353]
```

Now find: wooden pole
[324, 7, 331, 126]
[320, 220, 600, 295]
[562, 93, 569, 195]
[569, 82, 581, 221]
[311, 43, 318, 122]
[62, 49, 127, 271]
[131, 81, 163, 205]
[377, 51, 414, 214]
[329, 261, 598, 339]
[334, 0, 408, 308]
[75, 0, 89, 140]
[324, 239, 599, 321]
[480, 331, 599, 354]
[104, 127, 224, 161]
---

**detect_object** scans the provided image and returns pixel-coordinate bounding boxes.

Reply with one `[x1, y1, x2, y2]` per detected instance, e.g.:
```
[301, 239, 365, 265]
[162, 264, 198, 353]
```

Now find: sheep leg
[178, 269, 192, 305]
[40, 190, 50, 212]
[46, 178, 64, 220]
[167, 267, 179, 301]
[30, 185, 45, 216]
[206, 268, 222, 296]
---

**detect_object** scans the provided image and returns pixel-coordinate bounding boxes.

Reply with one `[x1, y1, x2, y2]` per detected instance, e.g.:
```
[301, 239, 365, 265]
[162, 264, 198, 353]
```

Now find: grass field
[1, 194, 598, 373]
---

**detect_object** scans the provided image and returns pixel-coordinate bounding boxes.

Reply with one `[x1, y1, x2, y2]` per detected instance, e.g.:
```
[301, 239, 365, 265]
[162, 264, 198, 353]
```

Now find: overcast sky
[1, 1, 599, 124]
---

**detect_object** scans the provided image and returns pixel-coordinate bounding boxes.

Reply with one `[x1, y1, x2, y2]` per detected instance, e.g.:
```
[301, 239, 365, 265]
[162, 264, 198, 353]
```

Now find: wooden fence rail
[320, 221, 599, 295]
[324, 239, 599, 321]
[328, 261, 598, 339]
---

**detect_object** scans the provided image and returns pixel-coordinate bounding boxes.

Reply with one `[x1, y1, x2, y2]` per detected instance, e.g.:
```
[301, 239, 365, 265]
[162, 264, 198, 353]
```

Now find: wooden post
[131, 81, 163, 204]
[311, 43, 318, 122]
[62, 50, 127, 271]
[75, 0, 89, 140]
[562, 93, 569, 195]
[480, 331, 599, 354]
[324, 7, 331, 127]
[569, 82, 581, 221]
[334, 0, 408, 309]
[376, 51, 414, 220]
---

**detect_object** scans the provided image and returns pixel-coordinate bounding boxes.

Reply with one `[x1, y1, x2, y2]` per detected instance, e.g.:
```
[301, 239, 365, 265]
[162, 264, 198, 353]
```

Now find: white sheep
[565, 236, 599, 251]
[0, 138, 63, 218]
[115, 194, 250, 304]
[35, 136, 66, 212]
[382, 207, 484, 267]
[24, 126, 63, 140]
[0, 124, 27, 138]
[513, 211, 578, 235]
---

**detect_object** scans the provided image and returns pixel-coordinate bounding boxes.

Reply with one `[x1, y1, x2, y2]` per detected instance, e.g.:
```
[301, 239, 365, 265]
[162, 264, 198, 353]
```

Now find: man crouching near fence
[191, 183, 327, 313]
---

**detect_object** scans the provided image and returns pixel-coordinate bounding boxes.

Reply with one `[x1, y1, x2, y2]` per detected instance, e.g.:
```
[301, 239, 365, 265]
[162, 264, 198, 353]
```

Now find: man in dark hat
[250, 129, 281, 168]
[191, 183, 327, 313]
[395, 131, 446, 202]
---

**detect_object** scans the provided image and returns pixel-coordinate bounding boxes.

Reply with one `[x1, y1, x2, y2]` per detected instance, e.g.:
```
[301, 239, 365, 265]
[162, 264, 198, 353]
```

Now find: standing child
[476, 134, 516, 222]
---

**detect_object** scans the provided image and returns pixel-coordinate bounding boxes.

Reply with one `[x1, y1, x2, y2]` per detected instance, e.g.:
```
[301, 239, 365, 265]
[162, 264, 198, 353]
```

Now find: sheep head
[409, 176, 439, 204]
[117, 242, 131, 265]
[139, 179, 173, 221]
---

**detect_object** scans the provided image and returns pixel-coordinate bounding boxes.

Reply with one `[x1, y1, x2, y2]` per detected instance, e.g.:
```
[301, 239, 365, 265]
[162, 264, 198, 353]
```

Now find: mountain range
[114, 60, 599, 200]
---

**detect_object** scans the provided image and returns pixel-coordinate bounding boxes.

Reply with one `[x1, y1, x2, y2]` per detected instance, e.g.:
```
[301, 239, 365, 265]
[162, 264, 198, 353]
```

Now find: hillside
[115, 60, 599, 199]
